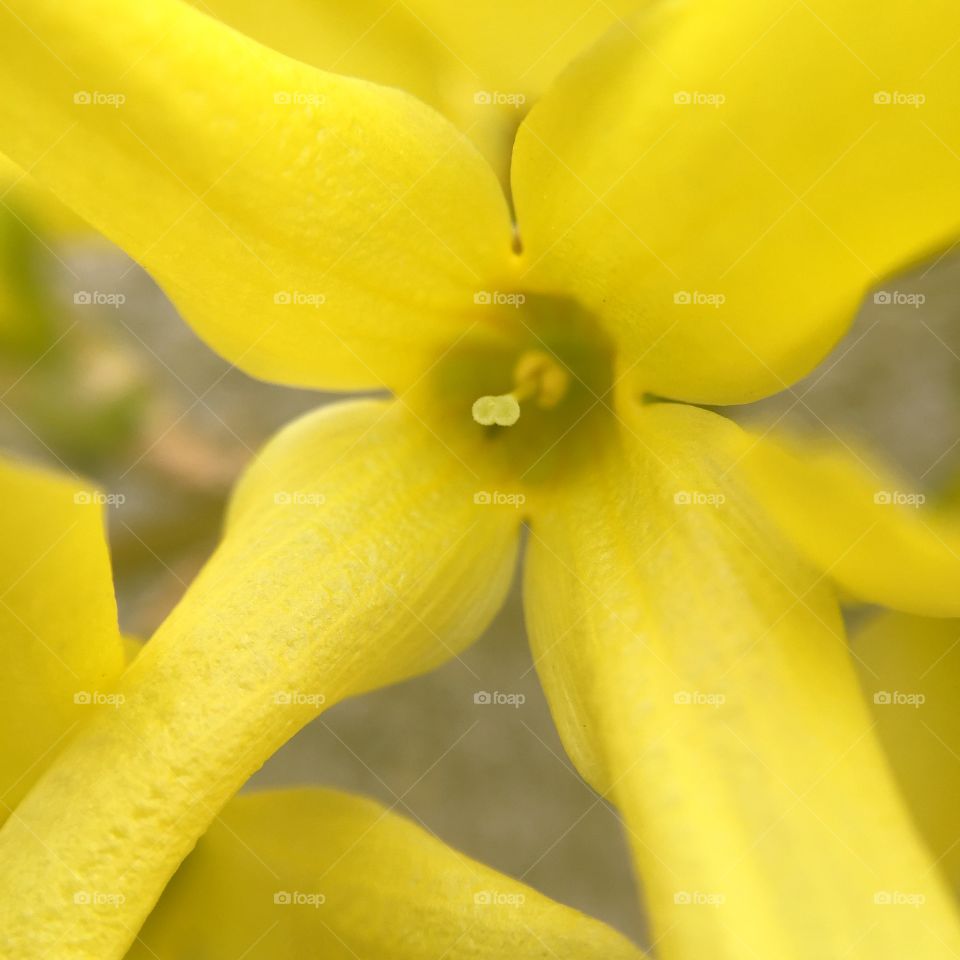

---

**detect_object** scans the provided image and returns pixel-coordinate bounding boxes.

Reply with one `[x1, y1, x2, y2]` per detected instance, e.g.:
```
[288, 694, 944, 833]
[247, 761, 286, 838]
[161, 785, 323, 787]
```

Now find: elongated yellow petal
[130, 787, 644, 959]
[0, 401, 520, 959]
[198, 0, 638, 186]
[0, 152, 90, 238]
[0, 456, 124, 821]
[513, 0, 960, 404]
[524, 400, 960, 959]
[0, 0, 514, 391]
[735, 433, 960, 616]
[852, 611, 960, 888]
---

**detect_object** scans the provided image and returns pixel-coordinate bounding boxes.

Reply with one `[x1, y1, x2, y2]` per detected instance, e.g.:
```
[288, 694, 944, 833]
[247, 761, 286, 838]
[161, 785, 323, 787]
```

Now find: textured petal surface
[524, 400, 960, 959]
[0, 0, 514, 391]
[852, 611, 960, 888]
[513, 0, 960, 404]
[131, 787, 644, 959]
[0, 400, 520, 959]
[736, 432, 960, 616]
[0, 456, 124, 821]
[197, 0, 638, 185]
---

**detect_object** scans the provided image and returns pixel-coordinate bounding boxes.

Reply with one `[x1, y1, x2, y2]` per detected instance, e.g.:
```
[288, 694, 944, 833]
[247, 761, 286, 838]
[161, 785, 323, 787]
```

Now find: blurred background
[1, 185, 958, 945]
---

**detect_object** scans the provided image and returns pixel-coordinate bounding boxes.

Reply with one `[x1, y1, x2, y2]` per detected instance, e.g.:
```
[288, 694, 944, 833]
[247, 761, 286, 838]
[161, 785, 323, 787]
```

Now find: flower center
[416, 293, 617, 484]
[471, 350, 570, 427]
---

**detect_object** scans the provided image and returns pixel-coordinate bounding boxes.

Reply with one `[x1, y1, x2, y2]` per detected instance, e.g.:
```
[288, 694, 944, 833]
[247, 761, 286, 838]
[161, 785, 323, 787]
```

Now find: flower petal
[512, 0, 960, 404]
[735, 432, 960, 616]
[131, 787, 644, 959]
[0, 456, 124, 821]
[0, 0, 513, 391]
[524, 400, 960, 958]
[0, 400, 520, 959]
[0, 152, 89, 238]
[198, 0, 638, 185]
[852, 611, 960, 888]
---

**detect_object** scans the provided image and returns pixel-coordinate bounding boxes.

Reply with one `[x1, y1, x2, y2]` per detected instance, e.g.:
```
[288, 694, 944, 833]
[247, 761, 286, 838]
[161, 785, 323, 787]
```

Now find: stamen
[471, 350, 570, 427]
[513, 351, 569, 409]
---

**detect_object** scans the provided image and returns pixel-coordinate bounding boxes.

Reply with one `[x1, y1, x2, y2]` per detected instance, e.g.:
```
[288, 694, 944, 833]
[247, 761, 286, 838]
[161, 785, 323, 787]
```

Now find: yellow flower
[0, 454, 641, 959]
[0, 1, 959, 958]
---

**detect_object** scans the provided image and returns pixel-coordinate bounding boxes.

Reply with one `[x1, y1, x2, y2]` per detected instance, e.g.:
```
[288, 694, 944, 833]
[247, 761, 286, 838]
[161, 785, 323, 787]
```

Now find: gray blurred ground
[2, 237, 959, 946]
[731, 253, 960, 488]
